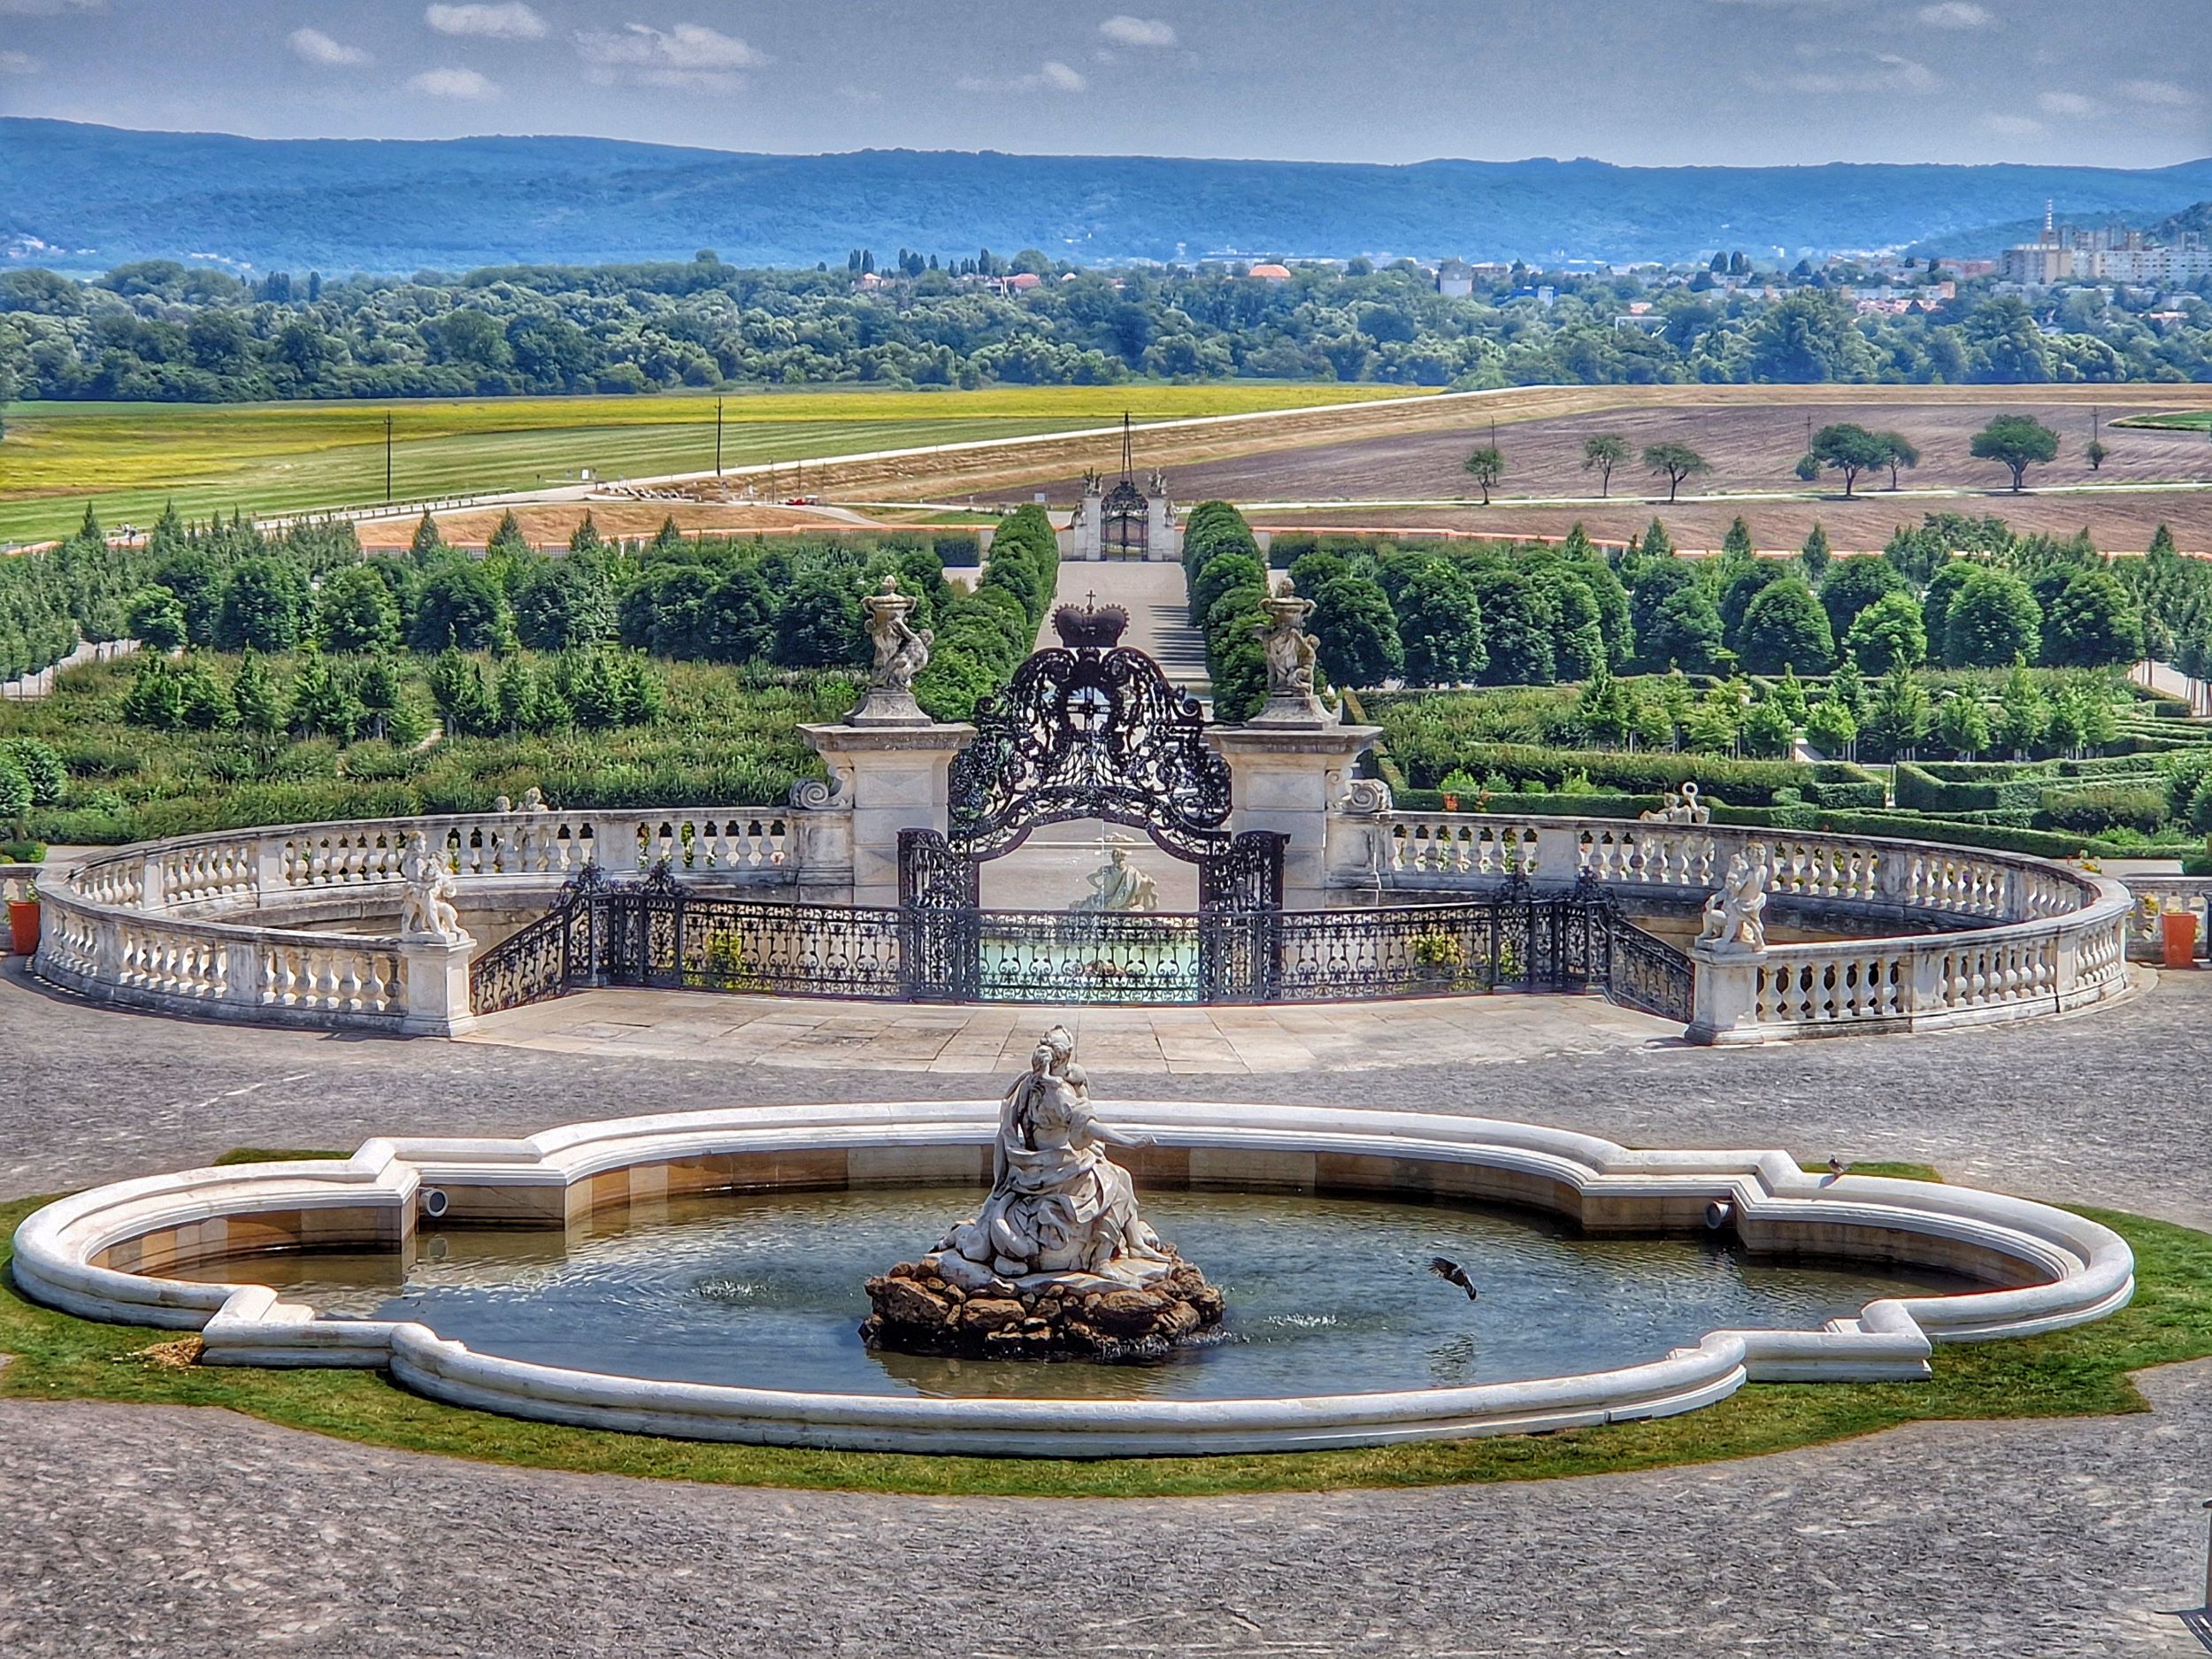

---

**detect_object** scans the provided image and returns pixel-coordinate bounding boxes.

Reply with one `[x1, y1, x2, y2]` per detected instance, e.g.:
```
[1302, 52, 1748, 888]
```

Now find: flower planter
[7, 898, 38, 957]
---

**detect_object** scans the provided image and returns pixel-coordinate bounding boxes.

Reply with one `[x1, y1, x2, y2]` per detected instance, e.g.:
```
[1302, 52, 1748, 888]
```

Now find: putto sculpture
[863, 1025, 1224, 1358]
[1696, 843, 1770, 955]
[398, 832, 471, 946]
[847, 574, 934, 727]
[1251, 576, 1327, 725]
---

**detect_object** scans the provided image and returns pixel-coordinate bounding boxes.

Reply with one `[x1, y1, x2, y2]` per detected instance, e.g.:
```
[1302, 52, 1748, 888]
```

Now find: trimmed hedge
[1386, 742, 1886, 810]
[1894, 763, 2053, 815]
[1394, 788, 1660, 818]
[2034, 786, 2169, 836]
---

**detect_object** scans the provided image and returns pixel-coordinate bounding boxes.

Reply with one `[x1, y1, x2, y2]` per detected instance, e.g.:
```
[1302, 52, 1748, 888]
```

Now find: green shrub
[2034, 786, 2169, 837]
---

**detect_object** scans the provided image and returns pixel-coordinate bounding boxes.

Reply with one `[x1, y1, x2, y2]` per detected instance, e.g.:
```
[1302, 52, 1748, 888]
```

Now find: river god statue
[863, 1025, 1225, 1358]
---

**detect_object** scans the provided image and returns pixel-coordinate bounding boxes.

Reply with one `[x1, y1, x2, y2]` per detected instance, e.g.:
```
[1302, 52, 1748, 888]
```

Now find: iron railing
[468, 866, 1697, 1021]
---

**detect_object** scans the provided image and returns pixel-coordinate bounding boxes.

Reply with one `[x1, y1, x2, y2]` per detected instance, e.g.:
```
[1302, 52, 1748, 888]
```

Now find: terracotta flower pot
[7, 898, 39, 957]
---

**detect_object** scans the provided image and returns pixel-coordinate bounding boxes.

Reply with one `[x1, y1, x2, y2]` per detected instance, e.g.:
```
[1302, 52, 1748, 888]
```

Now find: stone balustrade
[2120, 876, 2212, 962]
[25, 802, 2138, 1044]
[1333, 809, 2133, 1041]
[35, 807, 794, 1035]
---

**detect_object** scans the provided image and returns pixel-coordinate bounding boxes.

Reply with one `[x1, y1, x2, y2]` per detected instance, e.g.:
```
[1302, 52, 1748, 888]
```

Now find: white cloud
[2123, 79, 2199, 108]
[959, 59, 1088, 93]
[2037, 90, 2099, 118]
[1100, 15, 1177, 47]
[1781, 50, 1938, 96]
[408, 65, 498, 97]
[424, 3, 545, 40]
[836, 84, 883, 104]
[0, 0, 103, 14]
[1982, 114, 2047, 138]
[0, 49, 38, 73]
[1915, 2, 1989, 26]
[289, 28, 371, 68]
[574, 22, 767, 90]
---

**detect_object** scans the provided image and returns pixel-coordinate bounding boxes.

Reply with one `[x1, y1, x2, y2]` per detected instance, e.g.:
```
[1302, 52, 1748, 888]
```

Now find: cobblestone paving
[6, 963, 2212, 1654]
[1, 1365, 2208, 1657]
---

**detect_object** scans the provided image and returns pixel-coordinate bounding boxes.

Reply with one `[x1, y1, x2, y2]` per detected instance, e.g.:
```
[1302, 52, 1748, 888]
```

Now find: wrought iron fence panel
[468, 900, 576, 1014]
[678, 897, 905, 998]
[467, 865, 1695, 1021]
[975, 910, 1202, 1005]
[1605, 919, 1697, 1023]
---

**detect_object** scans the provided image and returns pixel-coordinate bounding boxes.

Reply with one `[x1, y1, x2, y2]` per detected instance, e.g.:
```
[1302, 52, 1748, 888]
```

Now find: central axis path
[1037, 559, 1211, 695]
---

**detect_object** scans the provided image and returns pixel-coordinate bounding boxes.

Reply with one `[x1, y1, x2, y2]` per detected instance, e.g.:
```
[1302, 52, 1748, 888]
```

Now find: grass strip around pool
[1, 1171, 2205, 1500]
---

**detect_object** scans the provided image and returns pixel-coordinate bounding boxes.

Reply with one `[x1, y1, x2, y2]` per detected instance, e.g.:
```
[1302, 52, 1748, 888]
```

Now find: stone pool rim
[10, 1103, 2136, 1458]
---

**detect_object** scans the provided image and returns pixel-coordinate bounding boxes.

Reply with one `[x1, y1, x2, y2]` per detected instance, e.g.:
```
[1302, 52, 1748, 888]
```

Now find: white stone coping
[10, 1103, 2136, 1457]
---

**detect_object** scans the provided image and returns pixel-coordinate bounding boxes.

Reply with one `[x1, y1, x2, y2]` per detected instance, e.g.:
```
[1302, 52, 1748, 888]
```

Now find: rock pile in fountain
[862, 1025, 1225, 1361]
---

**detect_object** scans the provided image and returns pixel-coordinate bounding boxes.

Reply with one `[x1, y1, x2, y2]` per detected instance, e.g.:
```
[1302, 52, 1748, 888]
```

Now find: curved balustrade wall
[34, 808, 796, 1034]
[26, 804, 2133, 1043]
[1354, 811, 2131, 1040]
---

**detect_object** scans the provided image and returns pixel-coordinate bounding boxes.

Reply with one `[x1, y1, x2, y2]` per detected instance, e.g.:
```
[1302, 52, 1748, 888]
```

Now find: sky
[0, 0, 2206, 170]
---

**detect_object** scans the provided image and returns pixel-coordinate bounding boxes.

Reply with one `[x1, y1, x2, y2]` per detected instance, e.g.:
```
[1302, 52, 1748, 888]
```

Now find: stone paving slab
[456, 987, 1676, 1075]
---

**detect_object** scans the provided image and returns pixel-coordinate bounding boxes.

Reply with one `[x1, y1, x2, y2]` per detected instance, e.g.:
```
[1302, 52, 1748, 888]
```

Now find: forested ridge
[7, 119, 2212, 272]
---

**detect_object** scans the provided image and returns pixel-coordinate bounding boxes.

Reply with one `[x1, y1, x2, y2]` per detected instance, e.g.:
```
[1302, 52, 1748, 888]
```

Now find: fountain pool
[165, 1186, 1985, 1402]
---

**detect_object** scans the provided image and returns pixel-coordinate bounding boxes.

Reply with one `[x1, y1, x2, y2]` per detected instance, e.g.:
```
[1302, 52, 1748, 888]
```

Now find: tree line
[3, 256, 2206, 403]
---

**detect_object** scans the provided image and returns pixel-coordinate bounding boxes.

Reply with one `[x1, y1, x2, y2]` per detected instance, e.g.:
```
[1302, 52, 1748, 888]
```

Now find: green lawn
[2113, 411, 2212, 434]
[0, 383, 1426, 545]
[1, 1171, 2202, 1499]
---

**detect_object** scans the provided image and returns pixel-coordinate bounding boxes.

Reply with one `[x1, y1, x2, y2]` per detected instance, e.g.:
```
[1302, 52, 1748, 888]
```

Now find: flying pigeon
[1428, 1256, 1479, 1301]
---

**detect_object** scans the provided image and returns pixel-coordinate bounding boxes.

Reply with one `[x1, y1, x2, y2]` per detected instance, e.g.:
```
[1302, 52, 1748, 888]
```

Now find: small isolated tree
[1463, 446, 1505, 506]
[1809, 423, 1891, 498]
[1880, 432, 1921, 490]
[1642, 442, 1711, 503]
[2085, 438, 2109, 472]
[1970, 415, 2061, 492]
[1582, 433, 1630, 497]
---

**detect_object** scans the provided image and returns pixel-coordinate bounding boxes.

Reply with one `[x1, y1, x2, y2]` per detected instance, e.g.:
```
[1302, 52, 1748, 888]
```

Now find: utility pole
[384, 412, 394, 504]
[715, 397, 725, 477]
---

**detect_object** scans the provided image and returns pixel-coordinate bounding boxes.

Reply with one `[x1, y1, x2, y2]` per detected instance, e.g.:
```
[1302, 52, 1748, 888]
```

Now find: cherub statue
[1695, 844, 1770, 954]
[398, 832, 472, 946]
[863, 575, 933, 693]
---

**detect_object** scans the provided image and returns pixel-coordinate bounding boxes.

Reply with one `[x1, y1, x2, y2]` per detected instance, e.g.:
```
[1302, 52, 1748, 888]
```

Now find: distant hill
[1914, 198, 2212, 257]
[6, 119, 2212, 275]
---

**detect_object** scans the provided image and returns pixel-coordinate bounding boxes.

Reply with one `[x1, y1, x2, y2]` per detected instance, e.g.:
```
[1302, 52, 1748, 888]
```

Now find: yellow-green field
[0, 384, 1428, 545]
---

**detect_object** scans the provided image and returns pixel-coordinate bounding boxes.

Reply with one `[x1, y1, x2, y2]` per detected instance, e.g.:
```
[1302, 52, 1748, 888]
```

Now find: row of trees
[1273, 510, 2165, 693]
[4, 257, 2206, 401]
[118, 642, 665, 745]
